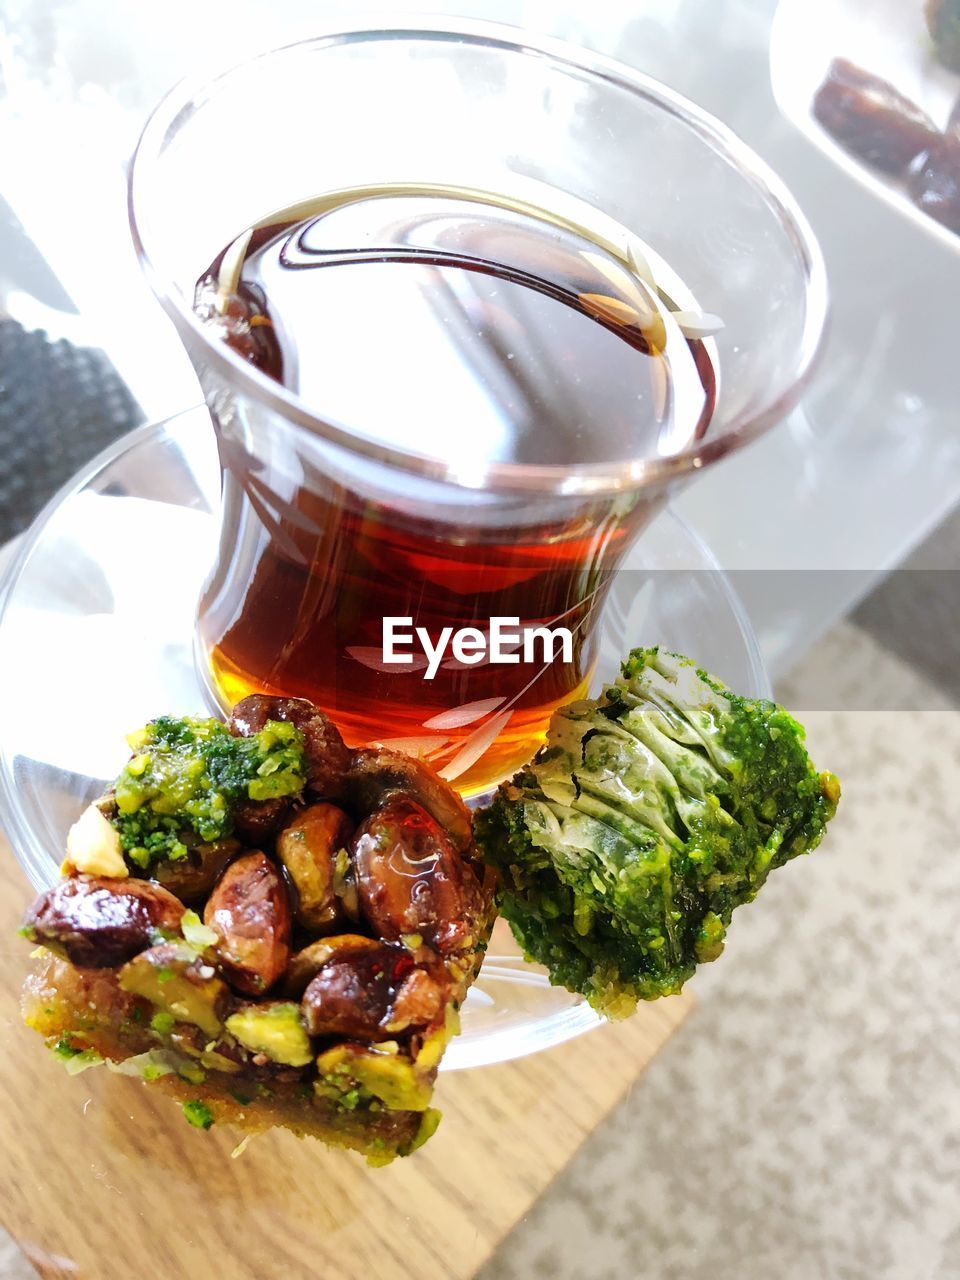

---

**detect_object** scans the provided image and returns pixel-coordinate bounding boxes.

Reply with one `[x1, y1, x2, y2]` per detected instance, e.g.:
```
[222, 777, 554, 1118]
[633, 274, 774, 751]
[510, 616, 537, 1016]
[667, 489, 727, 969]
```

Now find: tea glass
[128, 19, 827, 795]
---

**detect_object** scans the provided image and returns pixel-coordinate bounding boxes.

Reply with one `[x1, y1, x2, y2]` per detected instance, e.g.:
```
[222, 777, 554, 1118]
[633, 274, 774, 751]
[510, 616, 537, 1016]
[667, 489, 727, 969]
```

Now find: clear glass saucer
[0, 406, 769, 1070]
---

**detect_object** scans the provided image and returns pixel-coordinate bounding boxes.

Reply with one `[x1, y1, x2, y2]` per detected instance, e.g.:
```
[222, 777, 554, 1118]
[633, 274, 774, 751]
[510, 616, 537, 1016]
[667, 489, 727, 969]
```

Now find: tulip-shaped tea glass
[129, 20, 827, 797]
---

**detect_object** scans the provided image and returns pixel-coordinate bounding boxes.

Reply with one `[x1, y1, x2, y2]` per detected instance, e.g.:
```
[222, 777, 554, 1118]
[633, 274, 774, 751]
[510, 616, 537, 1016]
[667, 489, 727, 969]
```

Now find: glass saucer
[0, 406, 769, 1070]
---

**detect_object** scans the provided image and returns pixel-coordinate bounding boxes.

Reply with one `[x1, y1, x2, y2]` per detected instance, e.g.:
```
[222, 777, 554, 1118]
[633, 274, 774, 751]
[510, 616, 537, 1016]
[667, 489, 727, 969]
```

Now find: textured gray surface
[853, 512, 960, 707]
[0, 322, 143, 543]
[478, 621, 960, 1280]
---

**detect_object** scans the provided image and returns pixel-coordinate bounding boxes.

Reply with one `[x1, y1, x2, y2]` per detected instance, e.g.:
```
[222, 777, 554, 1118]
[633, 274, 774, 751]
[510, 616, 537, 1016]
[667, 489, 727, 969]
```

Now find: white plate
[0, 406, 768, 1069]
[771, 0, 960, 255]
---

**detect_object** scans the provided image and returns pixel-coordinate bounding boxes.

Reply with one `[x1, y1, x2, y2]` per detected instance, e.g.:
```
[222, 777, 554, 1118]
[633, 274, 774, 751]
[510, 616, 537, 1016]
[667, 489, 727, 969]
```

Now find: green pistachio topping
[182, 1100, 214, 1130]
[109, 715, 307, 869]
[476, 647, 839, 1016]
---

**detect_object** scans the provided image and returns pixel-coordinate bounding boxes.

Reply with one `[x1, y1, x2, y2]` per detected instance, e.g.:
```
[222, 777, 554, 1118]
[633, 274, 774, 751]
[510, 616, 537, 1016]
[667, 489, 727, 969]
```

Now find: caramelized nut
[314, 1042, 433, 1111]
[224, 1001, 313, 1067]
[233, 797, 294, 847]
[345, 749, 473, 851]
[118, 942, 229, 1038]
[277, 802, 356, 930]
[204, 851, 291, 995]
[387, 968, 446, 1034]
[301, 941, 421, 1040]
[283, 934, 383, 997]
[352, 795, 472, 952]
[63, 803, 127, 879]
[22, 875, 184, 969]
[229, 695, 354, 797]
[150, 839, 239, 902]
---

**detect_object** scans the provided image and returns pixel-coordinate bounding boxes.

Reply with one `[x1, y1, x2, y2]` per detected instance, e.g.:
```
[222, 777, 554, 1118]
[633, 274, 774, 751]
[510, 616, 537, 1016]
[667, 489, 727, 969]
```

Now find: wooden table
[0, 830, 691, 1280]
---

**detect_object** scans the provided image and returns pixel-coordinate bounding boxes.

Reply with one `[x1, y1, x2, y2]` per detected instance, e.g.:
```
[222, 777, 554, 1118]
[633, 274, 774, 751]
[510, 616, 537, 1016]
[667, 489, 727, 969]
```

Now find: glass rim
[128, 16, 829, 498]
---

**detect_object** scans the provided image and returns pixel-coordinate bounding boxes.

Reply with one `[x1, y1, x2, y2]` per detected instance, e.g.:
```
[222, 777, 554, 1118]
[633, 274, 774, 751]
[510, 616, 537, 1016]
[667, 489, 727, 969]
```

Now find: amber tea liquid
[194, 191, 717, 794]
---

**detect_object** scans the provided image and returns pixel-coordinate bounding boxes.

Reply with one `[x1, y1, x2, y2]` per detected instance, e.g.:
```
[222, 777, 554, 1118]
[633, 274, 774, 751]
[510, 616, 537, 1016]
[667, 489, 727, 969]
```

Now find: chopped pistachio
[182, 1100, 213, 1130]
